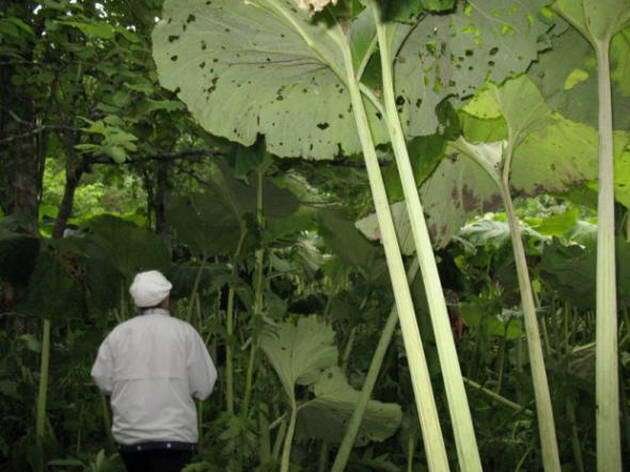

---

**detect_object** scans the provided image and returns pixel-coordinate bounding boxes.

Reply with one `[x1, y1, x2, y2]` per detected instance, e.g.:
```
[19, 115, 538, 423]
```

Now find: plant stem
[566, 397, 585, 472]
[332, 261, 419, 472]
[594, 40, 621, 472]
[280, 401, 297, 472]
[259, 404, 272, 465]
[500, 181, 561, 472]
[371, 4, 481, 470]
[407, 433, 417, 472]
[226, 229, 248, 414]
[272, 417, 287, 461]
[340, 30, 449, 472]
[35, 318, 51, 455]
[318, 441, 329, 472]
[100, 394, 115, 450]
[187, 254, 207, 321]
[342, 326, 357, 371]
[462, 377, 533, 416]
[242, 168, 265, 418]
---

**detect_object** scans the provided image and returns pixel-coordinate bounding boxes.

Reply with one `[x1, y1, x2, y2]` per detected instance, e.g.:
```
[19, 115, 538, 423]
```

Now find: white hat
[129, 270, 173, 307]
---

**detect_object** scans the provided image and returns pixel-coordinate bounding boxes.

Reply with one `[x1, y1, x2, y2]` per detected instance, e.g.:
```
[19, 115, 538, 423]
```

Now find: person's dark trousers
[118, 443, 195, 472]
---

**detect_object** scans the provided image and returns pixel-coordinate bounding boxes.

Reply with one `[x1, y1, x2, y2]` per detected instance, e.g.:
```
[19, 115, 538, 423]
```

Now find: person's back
[91, 271, 217, 472]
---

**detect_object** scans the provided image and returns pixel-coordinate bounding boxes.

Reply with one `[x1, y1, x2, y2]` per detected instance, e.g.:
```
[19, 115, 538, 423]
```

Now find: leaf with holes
[152, 0, 387, 160]
[392, 0, 552, 137]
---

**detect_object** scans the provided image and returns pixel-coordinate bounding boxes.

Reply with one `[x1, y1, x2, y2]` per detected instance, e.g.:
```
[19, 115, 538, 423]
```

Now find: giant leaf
[84, 215, 171, 276]
[296, 366, 402, 445]
[356, 148, 501, 251]
[260, 315, 338, 401]
[554, 0, 630, 43]
[529, 27, 630, 129]
[317, 210, 379, 270]
[393, 0, 552, 137]
[540, 238, 630, 309]
[152, 0, 552, 160]
[168, 163, 299, 255]
[152, 0, 387, 159]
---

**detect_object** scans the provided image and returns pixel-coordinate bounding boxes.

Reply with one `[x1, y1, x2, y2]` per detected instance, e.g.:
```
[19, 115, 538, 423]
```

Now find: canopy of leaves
[152, 0, 553, 161]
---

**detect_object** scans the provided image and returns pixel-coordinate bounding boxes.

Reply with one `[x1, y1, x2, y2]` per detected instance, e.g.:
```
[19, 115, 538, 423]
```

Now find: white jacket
[91, 308, 217, 445]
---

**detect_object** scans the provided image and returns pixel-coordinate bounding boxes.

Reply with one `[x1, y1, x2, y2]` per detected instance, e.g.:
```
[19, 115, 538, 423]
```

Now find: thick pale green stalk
[340, 37, 449, 471]
[499, 181, 561, 472]
[242, 168, 265, 417]
[594, 41, 621, 472]
[35, 318, 51, 454]
[331, 261, 419, 472]
[370, 5, 481, 470]
[280, 400, 297, 472]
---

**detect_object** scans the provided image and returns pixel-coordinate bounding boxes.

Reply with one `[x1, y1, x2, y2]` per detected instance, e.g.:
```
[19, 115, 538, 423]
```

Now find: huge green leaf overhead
[393, 0, 552, 136]
[153, 0, 553, 159]
[152, 0, 387, 159]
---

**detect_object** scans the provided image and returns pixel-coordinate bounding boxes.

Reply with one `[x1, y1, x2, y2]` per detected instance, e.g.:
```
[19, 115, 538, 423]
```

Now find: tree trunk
[154, 160, 170, 240]
[52, 163, 83, 239]
[52, 129, 86, 239]
[0, 2, 46, 235]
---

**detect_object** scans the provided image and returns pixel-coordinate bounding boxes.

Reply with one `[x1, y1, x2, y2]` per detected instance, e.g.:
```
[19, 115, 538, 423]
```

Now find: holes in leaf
[199, 62, 205, 69]
[465, 49, 473, 56]
[200, 40, 207, 50]
[168, 35, 179, 43]
[317, 123, 329, 130]
[186, 14, 196, 23]
[375, 112, 383, 120]
[395, 95, 405, 106]
[170, 55, 178, 62]
[489, 47, 499, 56]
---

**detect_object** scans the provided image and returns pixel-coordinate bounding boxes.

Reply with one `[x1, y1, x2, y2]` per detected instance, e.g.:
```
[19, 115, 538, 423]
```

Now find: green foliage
[85, 215, 170, 276]
[152, 0, 387, 159]
[540, 237, 630, 309]
[260, 316, 338, 401]
[296, 366, 402, 445]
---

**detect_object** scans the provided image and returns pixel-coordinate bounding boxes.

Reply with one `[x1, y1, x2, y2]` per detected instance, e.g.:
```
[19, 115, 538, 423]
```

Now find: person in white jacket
[91, 270, 217, 472]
